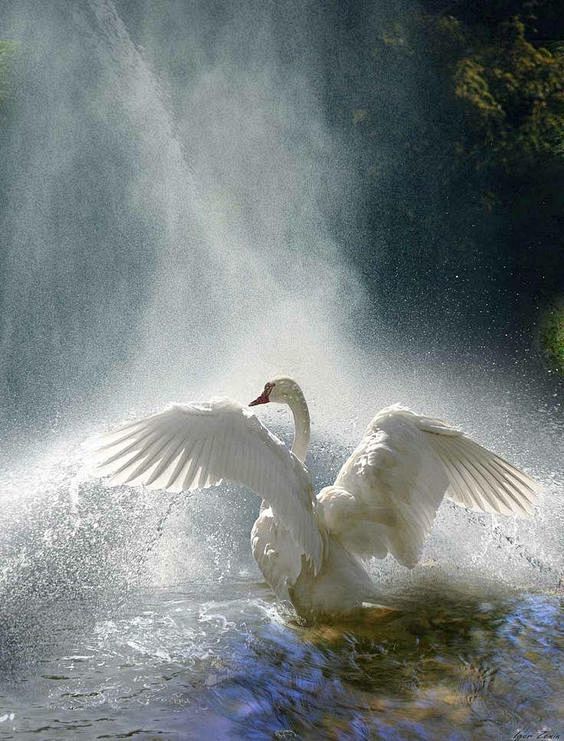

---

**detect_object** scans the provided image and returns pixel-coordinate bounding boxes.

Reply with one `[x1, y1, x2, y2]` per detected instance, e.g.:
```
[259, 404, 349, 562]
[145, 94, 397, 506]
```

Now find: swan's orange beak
[249, 391, 270, 406]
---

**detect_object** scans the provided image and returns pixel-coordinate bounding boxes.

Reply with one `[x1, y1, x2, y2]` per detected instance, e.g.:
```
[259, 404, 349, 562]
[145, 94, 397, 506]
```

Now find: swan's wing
[319, 405, 539, 568]
[420, 414, 540, 517]
[85, 397, 323, 573]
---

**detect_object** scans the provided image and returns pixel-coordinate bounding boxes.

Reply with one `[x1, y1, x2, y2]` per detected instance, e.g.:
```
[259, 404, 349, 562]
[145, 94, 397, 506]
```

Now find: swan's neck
[288, 388, 310, 463]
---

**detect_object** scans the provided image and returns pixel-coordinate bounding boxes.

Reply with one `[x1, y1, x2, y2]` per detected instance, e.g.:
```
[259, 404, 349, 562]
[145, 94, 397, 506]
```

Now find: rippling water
[0, 580, 561, 739]
[0, 416, 562, 740]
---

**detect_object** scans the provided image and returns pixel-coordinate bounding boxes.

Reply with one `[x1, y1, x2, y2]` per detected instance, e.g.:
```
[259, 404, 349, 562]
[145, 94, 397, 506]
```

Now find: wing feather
[89, 420, 147, 451]
[431, 432, 538, 517]
[165, 439, 193, 491]
[101, 425, 161, 463]
[144, 434, 186, 488]
[447, 440, 519, 514]
[121, 432, 177, 484]
[324, 406, 447, 567]
[459, 457, 500, 512]
[183, 437, 205, 491]
[86, 398, 323, 573]
[319, 405, 539, 568]
[486, 454, 537, 502]
[198, 435, 210, 488]
[439, 439, 503, 513]
[438, 441, 495, 511]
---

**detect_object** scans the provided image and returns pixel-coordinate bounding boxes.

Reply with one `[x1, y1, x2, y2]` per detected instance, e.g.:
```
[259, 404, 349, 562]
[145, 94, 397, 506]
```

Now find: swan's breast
[250, 507, 304, 601]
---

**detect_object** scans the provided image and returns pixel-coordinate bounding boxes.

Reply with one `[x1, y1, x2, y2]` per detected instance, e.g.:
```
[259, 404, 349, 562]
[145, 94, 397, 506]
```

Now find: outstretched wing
[318, 405, 540, 568]
[85, 397, 323, 573]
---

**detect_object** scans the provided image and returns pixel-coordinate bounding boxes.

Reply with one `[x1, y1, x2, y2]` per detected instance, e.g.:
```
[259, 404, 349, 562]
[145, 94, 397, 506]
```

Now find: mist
[0, 0, 368, 433]
[0, 0, 561, 582]
[0, 1, 561, 735]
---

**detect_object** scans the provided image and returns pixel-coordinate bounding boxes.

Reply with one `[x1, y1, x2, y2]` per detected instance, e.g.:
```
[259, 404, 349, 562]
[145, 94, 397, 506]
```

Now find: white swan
[86, 377, 540, 620]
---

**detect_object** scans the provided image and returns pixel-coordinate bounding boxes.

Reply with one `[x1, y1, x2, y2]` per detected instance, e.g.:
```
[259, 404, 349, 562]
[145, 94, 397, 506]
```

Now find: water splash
[0, 5, 561, 731]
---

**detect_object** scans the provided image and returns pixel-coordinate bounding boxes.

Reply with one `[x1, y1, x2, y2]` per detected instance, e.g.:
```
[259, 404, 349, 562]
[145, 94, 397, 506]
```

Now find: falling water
[0, 1, 561, 738]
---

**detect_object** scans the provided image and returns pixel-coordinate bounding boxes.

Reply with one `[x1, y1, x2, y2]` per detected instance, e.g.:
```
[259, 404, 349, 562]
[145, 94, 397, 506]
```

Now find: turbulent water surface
[1, 583, 562, 739]
[0, 403, 562, 739]
[0, 0, 562, 739]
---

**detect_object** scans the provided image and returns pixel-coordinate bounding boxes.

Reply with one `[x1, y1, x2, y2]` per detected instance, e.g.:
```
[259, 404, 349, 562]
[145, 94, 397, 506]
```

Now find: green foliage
[363, 6, 563, 178]
[443, 17, 564, 173]
[350, 2, 563, 355]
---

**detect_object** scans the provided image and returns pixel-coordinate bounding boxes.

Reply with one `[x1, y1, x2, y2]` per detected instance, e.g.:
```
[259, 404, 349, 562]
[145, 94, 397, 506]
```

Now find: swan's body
[86, 377, 540, 620]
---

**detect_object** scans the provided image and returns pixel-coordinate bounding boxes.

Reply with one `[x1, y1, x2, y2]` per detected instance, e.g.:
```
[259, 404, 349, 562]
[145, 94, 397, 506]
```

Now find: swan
[85, 377, 540, 620]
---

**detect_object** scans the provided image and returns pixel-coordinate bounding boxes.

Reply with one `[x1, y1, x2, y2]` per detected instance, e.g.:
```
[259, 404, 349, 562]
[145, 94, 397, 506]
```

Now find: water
[0, 415, 562, 739]
[0, 581, 562, 738]
[8, 585, 564, 738]
[0, 1, 562, 738]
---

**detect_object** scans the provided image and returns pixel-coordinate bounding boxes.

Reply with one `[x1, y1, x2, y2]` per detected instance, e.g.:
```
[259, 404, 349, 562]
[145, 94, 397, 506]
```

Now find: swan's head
[249, 376, 301, 407]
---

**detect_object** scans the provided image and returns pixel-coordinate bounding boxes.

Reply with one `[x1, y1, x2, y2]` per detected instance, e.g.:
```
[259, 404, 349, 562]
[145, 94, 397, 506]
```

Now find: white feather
[85, 397, 323, 575]
[317, 405, 540, 569]
[85, 382, 541, 619]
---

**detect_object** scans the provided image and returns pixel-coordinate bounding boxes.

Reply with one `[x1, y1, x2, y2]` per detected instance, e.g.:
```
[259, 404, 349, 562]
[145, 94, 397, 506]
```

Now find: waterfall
[0, 0, 364, 436]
